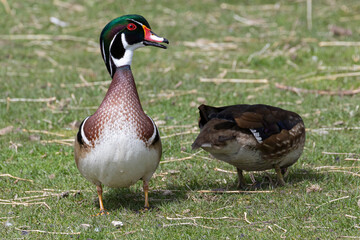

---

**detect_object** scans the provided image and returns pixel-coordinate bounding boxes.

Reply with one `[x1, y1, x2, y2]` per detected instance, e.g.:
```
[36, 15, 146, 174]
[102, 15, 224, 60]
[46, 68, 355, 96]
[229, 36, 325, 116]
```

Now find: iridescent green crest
[100, 15, 151, 77]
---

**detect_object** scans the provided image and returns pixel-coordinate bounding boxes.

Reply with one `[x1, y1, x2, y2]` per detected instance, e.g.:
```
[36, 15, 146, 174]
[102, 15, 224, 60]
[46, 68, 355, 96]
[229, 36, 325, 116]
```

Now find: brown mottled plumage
[192, 104, 306, 188]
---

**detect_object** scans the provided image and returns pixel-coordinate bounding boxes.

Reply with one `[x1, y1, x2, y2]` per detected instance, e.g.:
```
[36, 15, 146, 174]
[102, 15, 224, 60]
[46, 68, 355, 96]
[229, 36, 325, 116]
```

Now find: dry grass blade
[219, 68, 257, 74]
[153, 170, 180, 177]
[318, 65, 360, 72]
[200, 78, 268, 84]
[345, 158, 360, 161]
[248, 43, 270, 62]
[182, 39, 238, 50]
[244, 212, 252, 224]
[0, 97, 56, 103]
[315, 196, 349, 209]
[23, 129, 65, 137]
[148, 89, 198, 100]
[233, 14, 266, 26]
[315, 166, 360, 170]
[161, 156, 193, 164]
[166, 216, 242, 221]
[306, 0, 312, 30]
[327, 170, 360, 177]
[73, 80, 111, 88]
[162, 130, 198, 139]
[322, 152, 356, 155]
[339, 236, 360, 239]
[162, 222, 217, 230]
[0, 126, 13, 136]
[161, 151, 201, 164]
[0, 174, 33, 183]
[0, 34, 95, 44]
[319, 41, 360, 47]
[223, 36, 257, 43]
[214, 168, 237, 174]
[300, 72, 360, 82]
[15, 227, 80, 235]
[309, 127, 360, 132]
[0, 0, 11, 14]
[0, 201, 50, 209]
[112, 230, 138, 236]
[197, 190, 273, 193]
[275, 83, 360, 96]
[67, 106, 98, 110]
[40, 139, 74, 146]
[274, 223, 287, 233]
[162, 124, 194, 130]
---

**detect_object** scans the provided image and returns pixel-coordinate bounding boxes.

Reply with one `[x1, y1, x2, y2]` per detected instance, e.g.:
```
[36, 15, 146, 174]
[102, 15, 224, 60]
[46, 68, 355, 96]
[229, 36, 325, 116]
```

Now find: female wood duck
[74, 14, 168, 215]
[192, 104, 305, 188]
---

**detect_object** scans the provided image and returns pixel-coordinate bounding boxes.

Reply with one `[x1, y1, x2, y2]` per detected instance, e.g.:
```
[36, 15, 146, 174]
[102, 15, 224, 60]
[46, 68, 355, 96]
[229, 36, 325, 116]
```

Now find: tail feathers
[198, 104, 222, 129]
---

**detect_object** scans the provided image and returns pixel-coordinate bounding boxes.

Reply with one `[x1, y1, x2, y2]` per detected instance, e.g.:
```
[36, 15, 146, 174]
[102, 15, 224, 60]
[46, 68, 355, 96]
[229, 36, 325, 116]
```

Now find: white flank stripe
[147, 116, 158, 145]
[250, 129, 263, 143]
[81, 116, 91, 145]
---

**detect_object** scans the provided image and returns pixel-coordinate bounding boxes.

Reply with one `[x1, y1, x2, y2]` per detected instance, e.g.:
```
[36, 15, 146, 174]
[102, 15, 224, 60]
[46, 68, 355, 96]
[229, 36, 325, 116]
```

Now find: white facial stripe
[81, 116, 91, 145]
[121, 33, 129, 48]
[101, 40, 106, 62]
[127, 19, 143, 26]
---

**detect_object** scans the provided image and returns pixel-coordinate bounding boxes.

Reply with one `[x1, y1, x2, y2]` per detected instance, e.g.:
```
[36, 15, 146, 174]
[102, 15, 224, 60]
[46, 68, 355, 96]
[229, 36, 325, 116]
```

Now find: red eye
[127, 23, 137, 31]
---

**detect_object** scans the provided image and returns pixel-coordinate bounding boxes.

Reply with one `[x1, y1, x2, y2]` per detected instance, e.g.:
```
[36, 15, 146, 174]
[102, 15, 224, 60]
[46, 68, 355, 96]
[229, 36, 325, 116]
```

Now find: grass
[1, 0, 360, 238]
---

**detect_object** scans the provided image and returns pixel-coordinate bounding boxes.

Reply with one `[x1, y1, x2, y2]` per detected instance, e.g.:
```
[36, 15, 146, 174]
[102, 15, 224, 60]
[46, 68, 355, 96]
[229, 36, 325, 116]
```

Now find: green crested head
[99, 14, 169, 78]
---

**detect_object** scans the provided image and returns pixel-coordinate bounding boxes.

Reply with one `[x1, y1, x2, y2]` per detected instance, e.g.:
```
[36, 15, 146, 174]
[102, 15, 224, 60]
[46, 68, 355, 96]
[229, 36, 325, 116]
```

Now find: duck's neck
[99, 65, 144, 113]
[83, 65, 154, 143]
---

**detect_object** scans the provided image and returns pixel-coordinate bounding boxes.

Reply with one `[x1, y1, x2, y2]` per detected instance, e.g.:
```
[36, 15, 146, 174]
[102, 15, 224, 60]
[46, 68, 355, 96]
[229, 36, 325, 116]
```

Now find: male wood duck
[74, 14, 168, 215]
[192, 104, 305, 188]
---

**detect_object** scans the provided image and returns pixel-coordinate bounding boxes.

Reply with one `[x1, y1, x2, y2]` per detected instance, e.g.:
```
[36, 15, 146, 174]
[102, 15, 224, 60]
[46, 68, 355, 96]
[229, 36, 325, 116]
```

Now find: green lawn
[1, 0, 360, 238]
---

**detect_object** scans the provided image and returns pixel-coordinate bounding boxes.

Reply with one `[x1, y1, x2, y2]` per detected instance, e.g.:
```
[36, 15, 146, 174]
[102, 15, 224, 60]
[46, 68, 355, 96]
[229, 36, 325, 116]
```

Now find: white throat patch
[111, 33, 144, 68]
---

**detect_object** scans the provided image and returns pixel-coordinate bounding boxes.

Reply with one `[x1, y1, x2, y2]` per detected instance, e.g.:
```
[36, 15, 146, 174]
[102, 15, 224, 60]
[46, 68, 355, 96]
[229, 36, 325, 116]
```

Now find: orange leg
[95, 185, 109, 216]
[143, 180, 150, 210]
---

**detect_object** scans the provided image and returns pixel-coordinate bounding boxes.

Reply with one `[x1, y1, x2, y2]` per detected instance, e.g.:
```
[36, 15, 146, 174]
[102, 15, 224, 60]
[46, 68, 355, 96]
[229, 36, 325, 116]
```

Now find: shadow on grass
[94, 167, 322, 211]
[99, 186, 187, 212]
[165, 167, 323, 192]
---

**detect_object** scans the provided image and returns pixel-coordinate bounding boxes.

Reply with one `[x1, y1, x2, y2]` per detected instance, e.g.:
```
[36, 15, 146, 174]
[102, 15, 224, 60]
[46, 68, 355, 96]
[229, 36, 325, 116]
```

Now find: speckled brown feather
[193, 104, 305, 152]
[192, 104, 306, 184]
[260, 122, 305, 162]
